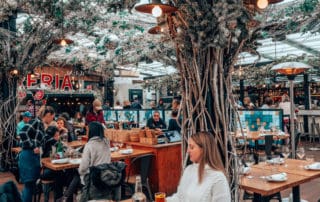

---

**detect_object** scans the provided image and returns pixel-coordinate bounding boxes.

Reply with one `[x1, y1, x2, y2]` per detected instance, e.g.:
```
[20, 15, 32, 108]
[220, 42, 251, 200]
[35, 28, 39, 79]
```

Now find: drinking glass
[155, 192, 166, 202]
[296, 147, 305, 168]
[259, 155, 267, 180]
[281, 145, 290, 167]
[296, 147, 305, 160]
[243, 154, 255, 179]
[118, 140, 124, 149]
[306, 154, 314, 163]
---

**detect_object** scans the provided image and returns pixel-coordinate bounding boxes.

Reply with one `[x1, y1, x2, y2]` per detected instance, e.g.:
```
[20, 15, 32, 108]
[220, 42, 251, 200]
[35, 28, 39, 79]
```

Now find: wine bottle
[56, 140, 64, 159]
[131, 175, 146, 202]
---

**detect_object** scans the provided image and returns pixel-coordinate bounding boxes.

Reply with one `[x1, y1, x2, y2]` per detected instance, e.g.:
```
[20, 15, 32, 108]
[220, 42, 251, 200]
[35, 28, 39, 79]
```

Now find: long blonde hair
[191, 131, 225, 183]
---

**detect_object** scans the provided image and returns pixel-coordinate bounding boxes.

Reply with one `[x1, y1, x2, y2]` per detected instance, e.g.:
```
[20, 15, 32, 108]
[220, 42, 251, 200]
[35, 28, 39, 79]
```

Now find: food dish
[266, 173, 287, 182]
[119, 149, 133, 154]
[51, 158, 70, 164]
[69, 158, 82, 164]
[304, 162, 320, 170]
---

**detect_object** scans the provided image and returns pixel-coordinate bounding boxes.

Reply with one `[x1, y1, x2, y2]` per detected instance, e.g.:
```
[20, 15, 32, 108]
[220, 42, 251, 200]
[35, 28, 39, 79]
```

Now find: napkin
[267, 173, 287, 181]
[119, 149, 133, 154]
[305, 162, 320, 170]
[51, 158, 69, 164]
[266, 158, 284, 164]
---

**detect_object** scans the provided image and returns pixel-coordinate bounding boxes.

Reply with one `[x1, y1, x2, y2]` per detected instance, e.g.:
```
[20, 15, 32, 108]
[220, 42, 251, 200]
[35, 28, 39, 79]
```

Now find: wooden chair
[33, 179, 55, 202]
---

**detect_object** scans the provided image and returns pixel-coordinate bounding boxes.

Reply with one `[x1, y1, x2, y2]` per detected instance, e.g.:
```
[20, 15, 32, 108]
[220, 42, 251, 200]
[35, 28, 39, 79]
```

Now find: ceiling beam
[283, 38, 320, 56]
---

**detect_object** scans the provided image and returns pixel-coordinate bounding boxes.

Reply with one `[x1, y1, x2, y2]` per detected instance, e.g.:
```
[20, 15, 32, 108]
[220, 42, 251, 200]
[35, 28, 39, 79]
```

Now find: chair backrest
[126, 154, 154, 184]
[264, 135, 273, 158]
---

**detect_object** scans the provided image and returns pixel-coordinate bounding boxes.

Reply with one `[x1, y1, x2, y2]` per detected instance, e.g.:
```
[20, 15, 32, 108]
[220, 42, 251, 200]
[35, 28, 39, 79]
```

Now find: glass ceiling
[13, 0, 319, 79]
[239, 31, 320, 66]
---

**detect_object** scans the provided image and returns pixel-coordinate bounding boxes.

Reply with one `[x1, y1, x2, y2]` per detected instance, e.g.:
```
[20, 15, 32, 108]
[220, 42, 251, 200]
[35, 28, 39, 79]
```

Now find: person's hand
[33, 147, 40, 154]
[54, 133, 60, 141]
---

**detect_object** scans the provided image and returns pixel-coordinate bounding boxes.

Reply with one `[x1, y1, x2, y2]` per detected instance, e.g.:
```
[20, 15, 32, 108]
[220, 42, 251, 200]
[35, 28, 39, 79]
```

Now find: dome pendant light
[54, 1, 73, 46]
[135, 0, 177, 17]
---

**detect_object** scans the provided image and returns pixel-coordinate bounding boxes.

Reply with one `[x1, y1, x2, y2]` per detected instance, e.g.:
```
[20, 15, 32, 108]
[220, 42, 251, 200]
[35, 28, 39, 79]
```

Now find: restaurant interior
[1, 0, 320, 201]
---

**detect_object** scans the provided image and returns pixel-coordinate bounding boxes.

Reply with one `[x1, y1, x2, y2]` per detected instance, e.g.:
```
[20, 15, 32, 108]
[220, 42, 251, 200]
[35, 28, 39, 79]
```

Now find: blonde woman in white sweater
[166, 131, 231, 202]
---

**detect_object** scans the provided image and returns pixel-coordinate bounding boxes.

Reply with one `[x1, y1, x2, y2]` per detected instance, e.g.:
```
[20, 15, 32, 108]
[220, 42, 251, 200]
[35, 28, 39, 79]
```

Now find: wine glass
[296, 147, 305, 168]
[296, 147, 305, 160]
[259, 155, 267, 180]
[243, 154, 255, 179]
[118, 140, 124, 149]
[306, 155, 314, 164]
[281, 145, 290, 167]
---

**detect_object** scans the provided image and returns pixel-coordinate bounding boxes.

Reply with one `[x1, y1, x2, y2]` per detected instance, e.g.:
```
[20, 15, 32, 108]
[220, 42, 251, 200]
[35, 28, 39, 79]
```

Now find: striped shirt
[19, 117, 45, 150]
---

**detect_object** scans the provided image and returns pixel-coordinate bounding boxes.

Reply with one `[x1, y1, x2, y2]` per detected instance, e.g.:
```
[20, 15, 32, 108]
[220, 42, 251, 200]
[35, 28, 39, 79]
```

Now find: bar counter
[126, 141, 182, 195]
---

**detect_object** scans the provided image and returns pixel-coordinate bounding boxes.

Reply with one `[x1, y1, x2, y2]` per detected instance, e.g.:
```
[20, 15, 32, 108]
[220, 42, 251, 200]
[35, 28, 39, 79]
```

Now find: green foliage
[299, 0, 319, 13]
[96, 45, 107, 55]
[119, 21, 129, 29]
[104, 37, 110, 44]
[94, 37, 101, 45]
[148, 43, 156, 50]
[112, 21, 119, 27]
[23, 17, 33, 33]
[286, 19, 299, 31]
[65, 47, 72, 53]
[115, 47, 123, 55]
[134, 25, 144, 33]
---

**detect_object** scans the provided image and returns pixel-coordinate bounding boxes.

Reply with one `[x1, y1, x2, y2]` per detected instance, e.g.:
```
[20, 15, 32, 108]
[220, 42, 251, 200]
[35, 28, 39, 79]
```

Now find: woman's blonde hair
[190, 131, 225, 183]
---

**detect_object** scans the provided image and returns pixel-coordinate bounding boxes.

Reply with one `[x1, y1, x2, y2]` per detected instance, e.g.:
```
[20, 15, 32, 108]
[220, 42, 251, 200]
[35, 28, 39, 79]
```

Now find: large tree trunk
[169, 0, 255, 200]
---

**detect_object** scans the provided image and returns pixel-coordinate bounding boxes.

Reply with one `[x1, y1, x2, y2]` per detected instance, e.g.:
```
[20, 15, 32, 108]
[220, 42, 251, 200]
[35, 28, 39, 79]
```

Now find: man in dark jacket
[146, 111, 167, 130]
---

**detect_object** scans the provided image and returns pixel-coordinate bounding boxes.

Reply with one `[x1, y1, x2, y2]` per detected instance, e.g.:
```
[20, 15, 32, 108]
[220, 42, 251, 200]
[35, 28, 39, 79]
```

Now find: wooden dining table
[11, 140, 87, 154]
[41, 148, 154, 171]
[239, 158, 320, 202]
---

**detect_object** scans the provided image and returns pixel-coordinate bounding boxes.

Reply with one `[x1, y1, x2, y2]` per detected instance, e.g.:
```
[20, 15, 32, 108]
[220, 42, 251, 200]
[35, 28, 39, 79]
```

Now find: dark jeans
[64, 172, 81, 202]
[22, 181, 36, 202]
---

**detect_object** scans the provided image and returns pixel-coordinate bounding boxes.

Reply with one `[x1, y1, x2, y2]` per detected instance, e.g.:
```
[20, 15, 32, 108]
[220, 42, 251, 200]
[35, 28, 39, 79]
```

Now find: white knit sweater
[166, 164, 231, 202]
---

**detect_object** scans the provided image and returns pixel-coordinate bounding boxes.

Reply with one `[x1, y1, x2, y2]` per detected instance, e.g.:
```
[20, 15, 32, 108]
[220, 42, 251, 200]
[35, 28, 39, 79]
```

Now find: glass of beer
[155, 192, 166, 202]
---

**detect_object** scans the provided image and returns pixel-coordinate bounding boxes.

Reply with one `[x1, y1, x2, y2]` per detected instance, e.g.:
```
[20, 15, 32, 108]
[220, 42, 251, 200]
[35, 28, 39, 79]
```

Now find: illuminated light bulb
[60, 39, 67, 46]
[257, 0, 268, 9]
[152, 6, 162, 17]
[11, 69, 18, 75]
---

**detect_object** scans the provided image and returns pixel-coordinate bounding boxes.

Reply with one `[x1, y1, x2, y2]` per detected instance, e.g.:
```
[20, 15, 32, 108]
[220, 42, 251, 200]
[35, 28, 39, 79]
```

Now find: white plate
[265, 173, 287, 182]
[110, 147, 118, 152]
[69, 158, 81, 164]
[304, 162, 320, 170]
[266, 158, 284, 165]
[51, 158, 69, 164]
[119, 149, 133, 154]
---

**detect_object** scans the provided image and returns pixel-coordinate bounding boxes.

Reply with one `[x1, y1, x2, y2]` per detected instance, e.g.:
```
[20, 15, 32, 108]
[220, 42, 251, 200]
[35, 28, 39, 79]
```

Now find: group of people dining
[16, 98, 231, 202]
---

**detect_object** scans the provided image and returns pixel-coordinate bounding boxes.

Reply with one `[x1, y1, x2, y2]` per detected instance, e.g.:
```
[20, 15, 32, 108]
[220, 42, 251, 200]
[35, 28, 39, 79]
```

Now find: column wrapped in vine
[168, 0, 257, 199]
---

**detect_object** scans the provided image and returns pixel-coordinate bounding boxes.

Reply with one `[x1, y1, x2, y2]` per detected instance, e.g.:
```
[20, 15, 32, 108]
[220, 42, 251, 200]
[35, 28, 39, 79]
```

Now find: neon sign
[26, 73, 73, 90]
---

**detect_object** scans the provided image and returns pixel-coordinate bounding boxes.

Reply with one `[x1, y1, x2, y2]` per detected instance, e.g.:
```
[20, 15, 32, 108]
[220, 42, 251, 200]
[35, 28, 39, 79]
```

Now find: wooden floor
[1, 140, 320, 202]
